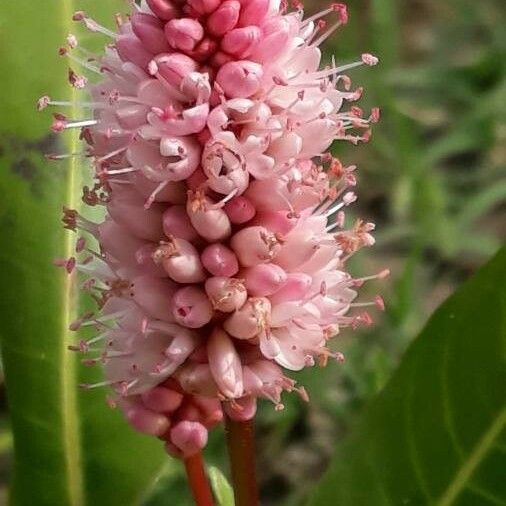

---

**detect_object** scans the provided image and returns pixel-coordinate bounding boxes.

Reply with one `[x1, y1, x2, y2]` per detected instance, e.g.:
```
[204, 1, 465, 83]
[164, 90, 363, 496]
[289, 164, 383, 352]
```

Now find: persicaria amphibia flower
[44, 0, 388, 459]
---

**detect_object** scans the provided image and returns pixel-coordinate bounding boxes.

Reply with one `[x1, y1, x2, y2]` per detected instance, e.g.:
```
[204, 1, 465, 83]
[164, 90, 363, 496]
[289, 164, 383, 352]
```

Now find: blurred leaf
[307, 248, 506, 505]
[140, 464, 191, 506]
[423, 114, 494, 167]
[457, 181, 506, 231]
[0, 2, 166, 505]
[209, 466, 235, 506]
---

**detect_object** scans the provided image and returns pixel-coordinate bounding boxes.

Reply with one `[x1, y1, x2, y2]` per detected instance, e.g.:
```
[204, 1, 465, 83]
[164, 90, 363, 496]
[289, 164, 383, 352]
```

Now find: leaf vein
[440, 327, 465, 458]
[435, 408, 506, 506]
[59, 0, 85, 504]
[405, 351, 433, 501]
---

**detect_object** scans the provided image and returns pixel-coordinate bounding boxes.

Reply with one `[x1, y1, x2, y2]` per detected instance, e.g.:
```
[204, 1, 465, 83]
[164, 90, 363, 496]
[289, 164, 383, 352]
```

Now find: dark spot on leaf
[1, 132, 62, 195]
[12, 158, 37, 182]
[28, 134, 59, 155]
[0, 132, 59, 156]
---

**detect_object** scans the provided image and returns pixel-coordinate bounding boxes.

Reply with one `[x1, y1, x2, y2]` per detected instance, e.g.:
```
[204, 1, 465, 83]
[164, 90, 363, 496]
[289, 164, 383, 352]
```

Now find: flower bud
[165, 18, 204, 52]
[177, 363, 220, 397]
[131, 13, 170, 54]
[152, 53, 198, 87]
[207, 0, 240, 37]
[172, 286, 213, 328]
[207, 328, 244, 398]
[187, 0, 221, 15]
[154, 238, 206, 283]
[205, 277, 247, 312]
[221, 26, 262, 59]
[187, 37, 218, 63]
[216, 60, 263, 98]
[223, 297, 270, 339]
[147, 0, 178, 20]
[243, 263, 287, 296]
[141, 386, 183, 412]
[170, 421, 208, 457]
[192, 396, 224, 426]
[230, 226, 281, 267]
[201, 244, 239, 277]
[163, 205, 199, 243]
[238, 0, 270, 26]
[126, 406, 170, 436]
[253, 210, 298, 235]
[186, 194, 232, 242]
[116, 36, 153, 70]
[251, 17, 291, 63]
[224, 195, 256, 224]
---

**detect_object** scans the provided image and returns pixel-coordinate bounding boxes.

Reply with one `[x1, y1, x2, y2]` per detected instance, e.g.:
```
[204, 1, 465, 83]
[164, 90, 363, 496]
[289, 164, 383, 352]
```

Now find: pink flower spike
[47, 0, 385, 458]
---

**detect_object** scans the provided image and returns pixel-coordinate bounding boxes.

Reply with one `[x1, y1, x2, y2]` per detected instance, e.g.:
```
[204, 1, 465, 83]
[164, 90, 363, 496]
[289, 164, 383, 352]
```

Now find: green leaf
[209, 466, 235, 506]
[0, 2, 166, 505]
[307, 248, 506, 506]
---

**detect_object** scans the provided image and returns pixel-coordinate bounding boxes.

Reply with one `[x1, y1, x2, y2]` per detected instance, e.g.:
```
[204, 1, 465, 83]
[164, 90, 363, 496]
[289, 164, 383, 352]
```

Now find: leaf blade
[209, 466, 235, 506]
[307, 248, 506, 505]
[0, 2, 167, 505]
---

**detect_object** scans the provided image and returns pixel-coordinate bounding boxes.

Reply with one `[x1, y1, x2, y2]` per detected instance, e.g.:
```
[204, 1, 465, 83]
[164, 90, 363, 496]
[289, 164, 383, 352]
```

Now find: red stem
[225, 416, 259, 506]
[184, 452, 215, 506]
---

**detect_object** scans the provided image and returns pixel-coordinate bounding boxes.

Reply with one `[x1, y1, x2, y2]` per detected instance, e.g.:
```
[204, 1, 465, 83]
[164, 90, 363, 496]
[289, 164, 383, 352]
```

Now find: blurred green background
[0, 0, 504, 504]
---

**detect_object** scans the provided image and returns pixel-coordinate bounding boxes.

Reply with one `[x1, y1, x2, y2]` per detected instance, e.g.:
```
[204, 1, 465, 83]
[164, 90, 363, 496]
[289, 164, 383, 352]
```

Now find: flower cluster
[44, 0, 387, 458]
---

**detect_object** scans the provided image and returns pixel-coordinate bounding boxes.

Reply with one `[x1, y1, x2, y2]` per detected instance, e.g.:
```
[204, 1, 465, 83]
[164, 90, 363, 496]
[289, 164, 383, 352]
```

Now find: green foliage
[209, 466, 235, 506]
[0, 2, 166, 505]
[307, 248, 506, 505]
